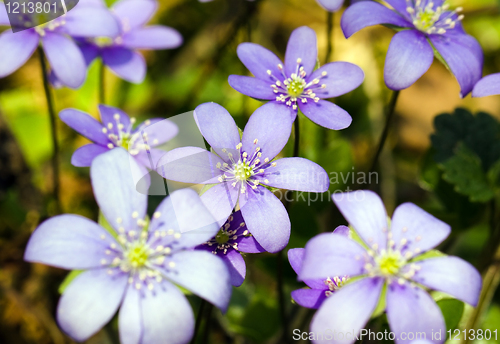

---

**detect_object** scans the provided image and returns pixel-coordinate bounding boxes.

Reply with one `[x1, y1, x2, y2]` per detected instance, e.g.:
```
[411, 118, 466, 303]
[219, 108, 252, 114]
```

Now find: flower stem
[324, 12, 334, 64]
[369, 90, 400, 175]
[99, 59, 106, 105]
[38, 47, 61, 214]
[190, 299, 207, 344]
[277, 116, 300, 343]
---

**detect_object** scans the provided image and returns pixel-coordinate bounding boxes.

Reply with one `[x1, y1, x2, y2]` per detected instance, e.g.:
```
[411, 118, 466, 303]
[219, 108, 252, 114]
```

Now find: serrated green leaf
[441, 144, 495, 203]
[58, 270, 83, 294]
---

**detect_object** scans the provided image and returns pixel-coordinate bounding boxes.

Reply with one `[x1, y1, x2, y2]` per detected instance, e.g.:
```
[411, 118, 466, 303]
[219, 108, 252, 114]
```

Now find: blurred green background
[1, 0, 500, 343]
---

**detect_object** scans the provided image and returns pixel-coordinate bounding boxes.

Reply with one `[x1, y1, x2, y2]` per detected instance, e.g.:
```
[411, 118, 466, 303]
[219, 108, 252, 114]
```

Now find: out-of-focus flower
[316, 0, 344, 12]
[24, 148, 232, 343]
[196, 211, 265, 287]
[472, 73, 500, 98]
[299, 190, 482, 344]
[288, 225, 349, 309]
[341, 0, 483, 97]
[59, 105, 177, 170]
[157, 102, 329, 253]
[228, 26, 364, 130]
[0, 0, 120, 88]
[75, 0, 182, 83]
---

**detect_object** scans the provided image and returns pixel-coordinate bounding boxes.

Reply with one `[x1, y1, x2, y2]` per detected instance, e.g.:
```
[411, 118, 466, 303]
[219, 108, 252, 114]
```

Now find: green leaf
[409, 250, 445, 263]
[58, 270, 83, 294]
[437, 298, 464, 331]
[440, 144, 495, 203]
[98, 211, 119, 240]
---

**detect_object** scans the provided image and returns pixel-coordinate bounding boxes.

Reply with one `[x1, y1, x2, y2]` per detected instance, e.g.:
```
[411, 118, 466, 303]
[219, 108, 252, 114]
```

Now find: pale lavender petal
[310, 277, 384, 344]
[159, 250, 232, 312]
[140, 280, 194, 344]
[236, 42, 284, 81]
[194, 102, 241, 151]
[412, 256, 481, 306]
[263, 157, 329, 192]
[98, 104, 131, 136]
[239, 186, 290, 253]
[201, 182, 239, 227]
[237, 236, 266, 253]
[59, 108, 109, 145]
[299, 233, 368, 281]
[386, 282, 446, 344]
[24, 214, 116, 270]
[299, 99, 352, 130]
[122, 26, 182, 50]
[0, 2, 9, 25]
[222, 249, 246, 287]
[292, 289, 327, 309]
[288, 248, 325, 290]
[42, 32, 86, 88]
[0, 30, 38, 78]
[102, 47, 146, 83]
[332, 190, 388, 252]
[341, 1, 411, 38]
[430, 33, 483, 97]
[228, 75, 276, 100]
[241, 102, 293, 160]
[72, 144, 110, 167]
[309, 62, 364, 99]
[333, 225, 350, 236]
[57, 269, 128, 342]
[64, 6, 120, 38]
[112, 0, 157, 31]
[391, 203, 450, 259]
[472, 73, 500, 98]
[156, 147, 223, 184]
[119, 285, 142, 344]
[316, 0, 344, 12]
[91, 148, 148, 233]
[285, 26, 317, 78]
[149, 188, 219, 249]
[384, 30, 434, 90]
[137, 118, 178, 146]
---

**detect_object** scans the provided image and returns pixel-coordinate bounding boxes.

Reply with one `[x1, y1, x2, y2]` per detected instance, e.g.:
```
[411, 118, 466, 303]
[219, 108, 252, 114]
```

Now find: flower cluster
[17, 0, 497, 342]
[295, 190, 481, 344]
[0, 0, 182, 88]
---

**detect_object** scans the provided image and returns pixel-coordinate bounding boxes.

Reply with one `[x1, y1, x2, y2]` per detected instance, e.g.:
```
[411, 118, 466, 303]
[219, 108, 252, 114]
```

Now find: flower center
[215, 141, 276, 194]
[93, 36, 114, 47]
[126, 242, 149, 268]
[324, 276, 349, 297]
[266, 58, 327, 110]
[215, 229, 230, 245]
[233, 161, 253, 181]
[287, 78, 306, 98]
[376, 251, 406, 276]
[406, 0, 464, 35]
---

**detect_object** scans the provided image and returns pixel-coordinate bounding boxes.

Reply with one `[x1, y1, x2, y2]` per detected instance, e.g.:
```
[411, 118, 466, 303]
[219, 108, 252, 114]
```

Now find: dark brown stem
[38, 47, 61, 214]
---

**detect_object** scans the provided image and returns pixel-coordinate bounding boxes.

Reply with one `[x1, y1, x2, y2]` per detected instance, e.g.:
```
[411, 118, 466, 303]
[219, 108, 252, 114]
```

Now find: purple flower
[288, 225, 350, 309]
[298, 190, 482, 344]
[341, 0, 483, 97]
[316, 0, 345, 12]
[157, 102, 329, 253]
[228, 26, 364, 130]
[59, 105, 178, 170]
[24, 148, 231, 343]
[472, 73, 500, 98]
[0, 0, 120, 88]
[196, 211, 265, 287]
[73, 0, 182, 83]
